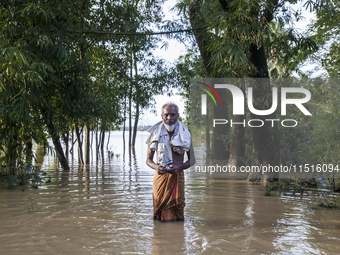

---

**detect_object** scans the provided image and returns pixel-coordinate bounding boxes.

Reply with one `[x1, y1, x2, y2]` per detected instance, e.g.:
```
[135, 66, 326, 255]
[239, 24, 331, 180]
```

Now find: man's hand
[157, 164, 167, 175]
[166, 164, 183, 175]
[155, 163, 184, 175]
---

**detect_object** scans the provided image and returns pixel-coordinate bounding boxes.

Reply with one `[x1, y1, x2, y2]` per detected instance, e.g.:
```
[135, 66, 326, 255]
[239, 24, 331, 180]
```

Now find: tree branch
[188, 0, 214, 76]
[262, 0, 280, 25]
[59, 27, 206, 36]
[218, 0, 229, 12]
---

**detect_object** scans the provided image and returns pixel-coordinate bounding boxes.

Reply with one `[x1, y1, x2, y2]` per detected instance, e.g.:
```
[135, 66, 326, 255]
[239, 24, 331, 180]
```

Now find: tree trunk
[100, 129, 105, 163]
[25, 140, 33, 164]
[211, 90, 230, 161]
[45, 116, 69, 170]
[100, 129, 105, 152]
[228, 114, 245, 166]
[205, 110, 210, 154]
[91, 126, 94, 151]
[248, 43, 280, 181]
[97, 128, 101, 152]
[229, 85, 246, 167]
[128, 86, 132, 148]
[70, 127, 74, 156]
[189, 0, 214, 75]
[7, 131, 17, 174]
[75, 123, 84, 166]
[128, 45, 133, 148]
[95, 125, 99, 164]
[85, 123, 90, 165]
[189, 0, 229, 161]
[62, 132, 69, 159]
[132, 102, 139, 148]
[66, 132, 69, 159]
[106, 130, 110, 150]
[123, 96, 127, 151]
[132, 51, 139, 148]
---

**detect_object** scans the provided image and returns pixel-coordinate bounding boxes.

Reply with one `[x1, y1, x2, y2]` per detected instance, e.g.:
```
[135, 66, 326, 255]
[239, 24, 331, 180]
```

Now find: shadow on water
[0, 131, 340, 254]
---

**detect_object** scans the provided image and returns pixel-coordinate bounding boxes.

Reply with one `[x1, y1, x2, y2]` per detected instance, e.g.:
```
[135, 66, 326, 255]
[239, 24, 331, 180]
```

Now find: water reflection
[152, 221, 185, 254]
[0, 132, 339, 254]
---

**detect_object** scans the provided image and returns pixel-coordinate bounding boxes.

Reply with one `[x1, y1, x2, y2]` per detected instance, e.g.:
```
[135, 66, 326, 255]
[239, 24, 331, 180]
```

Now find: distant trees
[297, 1, 340, 166]
[310, 0, 340, 78]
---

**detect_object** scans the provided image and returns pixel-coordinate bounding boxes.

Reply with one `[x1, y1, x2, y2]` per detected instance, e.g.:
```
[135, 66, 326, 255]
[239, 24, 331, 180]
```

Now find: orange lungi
[153, 171, 185, 221]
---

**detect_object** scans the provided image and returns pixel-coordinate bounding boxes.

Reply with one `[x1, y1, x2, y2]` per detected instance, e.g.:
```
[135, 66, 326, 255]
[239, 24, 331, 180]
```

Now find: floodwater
[1, 131, 340, 254]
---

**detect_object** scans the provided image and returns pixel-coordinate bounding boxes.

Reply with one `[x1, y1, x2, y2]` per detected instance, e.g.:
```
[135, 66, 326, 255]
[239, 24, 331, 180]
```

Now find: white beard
[164, 122, 177, 132]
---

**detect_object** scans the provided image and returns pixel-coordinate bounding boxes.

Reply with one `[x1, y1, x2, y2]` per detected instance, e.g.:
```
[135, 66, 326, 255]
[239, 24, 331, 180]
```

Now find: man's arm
[146, 144, 167, 175]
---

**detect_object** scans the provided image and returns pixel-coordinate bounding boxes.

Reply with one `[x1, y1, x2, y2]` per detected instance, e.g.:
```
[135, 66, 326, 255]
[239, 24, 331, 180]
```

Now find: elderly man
[146, 102, 195, 222]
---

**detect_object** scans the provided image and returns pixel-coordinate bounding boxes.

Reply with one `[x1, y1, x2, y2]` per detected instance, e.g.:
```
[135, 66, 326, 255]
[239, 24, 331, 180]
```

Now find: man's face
[161, 105, 179, 126]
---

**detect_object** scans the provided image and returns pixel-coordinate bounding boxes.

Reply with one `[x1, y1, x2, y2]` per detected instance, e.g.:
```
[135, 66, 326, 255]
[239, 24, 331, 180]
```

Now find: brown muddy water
[1, 131, 340, 254]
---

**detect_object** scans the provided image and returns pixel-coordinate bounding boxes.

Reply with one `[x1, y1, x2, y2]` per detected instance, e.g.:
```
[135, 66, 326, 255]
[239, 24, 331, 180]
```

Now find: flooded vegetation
[1, 132, 339, 254]
[1, 1, 340, 254]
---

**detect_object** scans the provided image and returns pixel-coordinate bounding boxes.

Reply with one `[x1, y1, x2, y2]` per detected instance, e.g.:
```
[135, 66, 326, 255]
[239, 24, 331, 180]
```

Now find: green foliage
[308, 1, 340, 78]
[264, 177, 340, 209]
[251, 178, 260, 185]
[300, 114, 340, 165]
[0, 162, 47, 188]
[174, 49, 208, 128]
[176, 0, 317, 78]
[277, 78, 340, 167]
[264, 178, 308, 196]
[0, 0, 170, 172]
[264, 22, 318, 78]
[316, 178, 340, 209]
